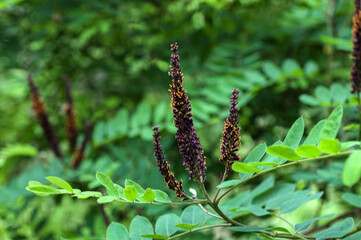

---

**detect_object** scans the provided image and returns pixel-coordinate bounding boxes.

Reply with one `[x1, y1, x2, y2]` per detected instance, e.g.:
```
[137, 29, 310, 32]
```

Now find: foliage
[1, 0, 361, 240]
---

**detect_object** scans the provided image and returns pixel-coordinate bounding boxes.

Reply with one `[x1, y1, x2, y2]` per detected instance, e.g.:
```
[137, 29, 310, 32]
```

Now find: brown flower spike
[27, 74, 63, 159]
[152, 126, 184, 197]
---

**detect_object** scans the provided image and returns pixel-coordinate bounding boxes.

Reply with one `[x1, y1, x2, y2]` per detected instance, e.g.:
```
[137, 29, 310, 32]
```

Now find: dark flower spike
[63, 76, 78, 152]
[351, 6, 361, 93]
[27, 74, 63, 159]
[168, 42, 207, 182]
[219, 88, 241, 173]
[71, 121, 92, 169]
[152, 126, 185, 197]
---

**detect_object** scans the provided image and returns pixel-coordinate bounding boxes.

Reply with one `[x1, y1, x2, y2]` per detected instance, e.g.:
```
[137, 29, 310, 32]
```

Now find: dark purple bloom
[351, 7, 361, 93]
[152, 126, 184, 197]
[219, 89, 241, 172]
[27, 74, 63, 159]
[168, 43, 207, 182]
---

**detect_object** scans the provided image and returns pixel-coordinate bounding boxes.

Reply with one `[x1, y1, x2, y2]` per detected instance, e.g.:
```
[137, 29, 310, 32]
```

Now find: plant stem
[215, 150, 355, 204]
[275, 213, 296, 232]
[198, 204, 223, 220]
[99, 204, 110, 227]
[356, 92, 361, 140]
[166, 223, 232, 240]
[212, 166, 228, 202]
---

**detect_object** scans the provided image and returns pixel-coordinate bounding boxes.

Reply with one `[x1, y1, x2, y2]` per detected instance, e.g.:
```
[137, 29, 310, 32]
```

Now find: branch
[305, 209, 361, 235]
[215, 150, 355, 204]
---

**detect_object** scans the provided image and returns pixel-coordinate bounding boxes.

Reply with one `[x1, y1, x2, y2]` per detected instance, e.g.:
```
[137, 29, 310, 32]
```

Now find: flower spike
[152, 126, 185, 197]
[219, 88, 241, 173]
[168, 43, 207, 182]
[27, 74, 63, 159]
[351, 5, 361, 93]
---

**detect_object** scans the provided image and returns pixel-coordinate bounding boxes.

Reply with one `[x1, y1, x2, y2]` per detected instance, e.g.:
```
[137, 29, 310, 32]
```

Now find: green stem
[216, 150, 355, 204]
[356, 91, 361, 141]
[113, 199, 207, 206]
[275, 213, 296, 232]
[166, 223, 232, 240]
[212, 165, 228, 202]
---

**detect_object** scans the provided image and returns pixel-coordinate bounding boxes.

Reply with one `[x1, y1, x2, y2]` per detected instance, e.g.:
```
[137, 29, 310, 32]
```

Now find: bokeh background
[0, 0, 359, 239]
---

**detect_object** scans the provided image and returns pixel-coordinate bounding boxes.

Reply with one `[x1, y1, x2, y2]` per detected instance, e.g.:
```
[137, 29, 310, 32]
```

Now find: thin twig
[305, 209, 361, 235]
[198, 204, 223, 220]
[166, 223, 232, 240]
[99, 204, 110, 227]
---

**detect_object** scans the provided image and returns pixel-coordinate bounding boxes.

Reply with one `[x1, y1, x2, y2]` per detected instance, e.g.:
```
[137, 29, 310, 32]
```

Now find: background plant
[1, 0, 361, 239]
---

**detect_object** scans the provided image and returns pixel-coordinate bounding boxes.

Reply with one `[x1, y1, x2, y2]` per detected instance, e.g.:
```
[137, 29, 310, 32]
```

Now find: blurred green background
[0, 0, 359, 239]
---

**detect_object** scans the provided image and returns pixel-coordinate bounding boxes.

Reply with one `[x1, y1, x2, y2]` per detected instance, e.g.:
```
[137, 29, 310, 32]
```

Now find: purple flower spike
[351, 8, 361, 93]
[152, 126, 185, 197]
[219, 89, 241, 173]
[168, 43, 207, 182]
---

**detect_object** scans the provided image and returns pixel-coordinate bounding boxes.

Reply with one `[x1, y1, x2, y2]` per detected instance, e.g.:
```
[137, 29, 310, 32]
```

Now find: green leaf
[239, 143, 267, 180]
[74, 191, 102, 199]
[304, 60, 319, 76]
[331, 83, 349, 103]
[300, 94, 319, 106]
[124, 186, 138, 201]
[342, 141, 361, 151]
[342, 193, 361, 208]
[229, 226, 271, 232]
[140, 234, 168, 240]
[266, 145, 301, 161]
[106, 222, 130, 240]
[283, 117, 304, 148]
[93, 122, 105, 144]
[232, 162, 262, 173]
[248, 162, 280, 166]
[181, 206, 206, 226]
[155, 213, 181, 236]
[115, 109, 129, 135]
[153, 190, 171, 203]
[97, 196, 116, 204]
[125, 179, 145, 195]
[295, 214, 335, 232]
[28, 180, 43, 187]
[281, 191, 323, 213]
[174, 223, 199, 230]
[262, 61, 282, 79]
[129, 216, 154, 240]
[233, 205, 270, 216]
[315, 86, 331, 103]
[114, 184, 127, 201]
[295, 145, 322, 158]
[343, 231, 361, 240]
[153, 101, 168, 124]
[343, 151, 361, 187]
[251, 176, 275, 198]
[315, 217, 354, 240]
[303, 119, 326, 145]
[46, 176, 73, 193]
[217, 180, 242, 189]
[96, 172, 119, 198]
[244, 143, 267, 163]
[27, 185, 60, 195]
[319, 105, 343, 140]
[140, 188, 155, 202]
[318, 138, 342, 154]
